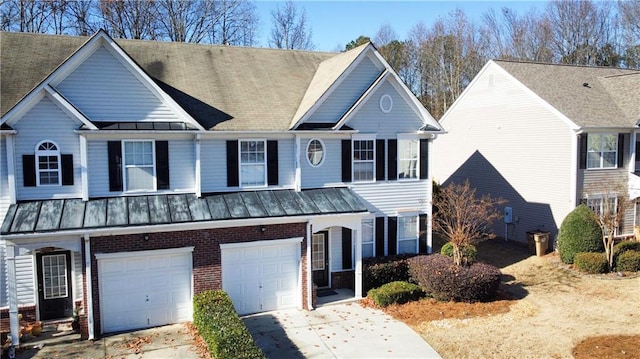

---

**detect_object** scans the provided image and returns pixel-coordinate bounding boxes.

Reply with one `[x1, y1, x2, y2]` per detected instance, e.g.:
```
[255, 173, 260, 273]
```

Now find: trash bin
[534, 232, 549, 256]
[526, 231, 536, 255]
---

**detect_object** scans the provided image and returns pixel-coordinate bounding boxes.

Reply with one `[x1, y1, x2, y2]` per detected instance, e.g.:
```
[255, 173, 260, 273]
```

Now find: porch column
[354, 227, 363, 299]
[84, 234, 95, 339]
[7, 244, 20, 347]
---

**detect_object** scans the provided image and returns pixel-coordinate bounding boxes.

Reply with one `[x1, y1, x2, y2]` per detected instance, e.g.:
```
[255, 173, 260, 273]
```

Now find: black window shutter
[419, 139, 429, 179]
[375, 217, 385, 257]
[419, 214, 428, 253]
[226, 140, 239, 187]
[342, 227, 353, 269]
[387, 139, 397, 181]
[388, 216, 397, 255]
[617, 134, 624, 168]
[635, 141, 640, 159]
[579, 134, 587, 169]
[156, 141, 170, 190]
[376, 139, 385, 181]
[267, 140, 279, 186]
[341, 140, 351, 183]
[107, 141, 123, 192]
[23, 155, 36, 187]
[61, 154, 74, 186]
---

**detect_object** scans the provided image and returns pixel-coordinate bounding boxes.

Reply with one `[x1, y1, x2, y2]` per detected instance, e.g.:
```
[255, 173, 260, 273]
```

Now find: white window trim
[586, 133, 618, 170]
[306, 138, 326, 167]
[586, 194, 619, 235]
[396, 134, 420, 181]
[122, 139, 157, 193]
[397, 214, 419, 254]
[239, 139, 267, 188]
[352, 134, 376, 183]
[362, 218, 375, 258]
[35, 140, 62, 187]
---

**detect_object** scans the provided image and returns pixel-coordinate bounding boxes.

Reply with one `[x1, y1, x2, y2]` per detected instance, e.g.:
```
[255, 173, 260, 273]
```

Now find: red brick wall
[89, 223, 307, 337]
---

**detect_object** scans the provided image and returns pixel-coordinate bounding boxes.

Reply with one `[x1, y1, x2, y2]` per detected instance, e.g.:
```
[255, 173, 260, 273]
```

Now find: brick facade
[87, 222, 307, 337]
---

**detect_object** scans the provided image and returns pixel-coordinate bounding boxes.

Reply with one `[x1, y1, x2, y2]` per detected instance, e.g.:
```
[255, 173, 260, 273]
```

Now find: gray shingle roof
[1, 188, 368, 235]
[0, 31, 364, 131]
[494, 60, 640, 128]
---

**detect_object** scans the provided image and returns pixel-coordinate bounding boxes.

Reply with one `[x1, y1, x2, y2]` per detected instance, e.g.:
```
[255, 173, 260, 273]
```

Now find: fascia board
[44, 85, 98, 130]
[333, 70, 389, 130]
[385, 71, 442, 131]
[292, 44, 376, 130]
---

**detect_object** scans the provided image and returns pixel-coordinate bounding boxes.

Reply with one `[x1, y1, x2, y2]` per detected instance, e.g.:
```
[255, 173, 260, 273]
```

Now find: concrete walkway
[12, 323, 200, 359]
[243, 302, 441, 359]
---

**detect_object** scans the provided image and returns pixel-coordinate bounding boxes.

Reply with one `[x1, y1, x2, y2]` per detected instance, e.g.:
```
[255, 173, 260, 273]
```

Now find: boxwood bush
[574, 252, 609, 274]
[367, 281, 424, 307]
[408, 254, 501, 302]
[363, 254, 415, 294]
[557, 204, 603, 264]
[613, 241, 640, 258]
[440, 242, 477, 263]
[615, 250, 640, 272]
[193, 290, 265, 359]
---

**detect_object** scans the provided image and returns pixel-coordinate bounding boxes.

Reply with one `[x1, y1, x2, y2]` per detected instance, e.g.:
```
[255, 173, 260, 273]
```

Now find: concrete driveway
[13, 323, 201, 359]
[242, 303, 441, 358]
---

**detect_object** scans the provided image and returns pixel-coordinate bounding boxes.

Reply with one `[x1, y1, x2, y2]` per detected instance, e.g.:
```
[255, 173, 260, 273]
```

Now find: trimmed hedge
[557, 205, 603, 264]
[193, 290, 265, 359]
[363, 254, 415, 294]
[367, 281, 424, 307]
[574, 252, 609, 274]
[440, 242, 477, 263]
[614, 241, 640, 258]
[408, 254, 501, 302]
[616, 250, 640, 272]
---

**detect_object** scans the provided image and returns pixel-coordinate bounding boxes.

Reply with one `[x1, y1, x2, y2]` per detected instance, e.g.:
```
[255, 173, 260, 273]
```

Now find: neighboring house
[0, 30, 443, 343]
[434, 59, 640, 246]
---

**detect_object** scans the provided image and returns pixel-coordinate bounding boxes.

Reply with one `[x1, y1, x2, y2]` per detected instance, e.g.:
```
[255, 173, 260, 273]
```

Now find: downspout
[79, 135, 88, 201]
[354, 224, 363, 299]
[570, 130, 581, 209]
[294, 135, 301, 192]
[195, 133, 201, 198]
[84, 234, 94, 339]
[306, 221, 312, 309]
[7, 244, 19, 356]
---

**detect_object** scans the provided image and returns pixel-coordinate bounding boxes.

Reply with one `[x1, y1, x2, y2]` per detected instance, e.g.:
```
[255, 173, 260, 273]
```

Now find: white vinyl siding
[347, 81, 424, 137]
[0, 242, 5, 307]
[55, 46, 180, 123]
[308, 56, 381, 123]
[13, 96, 81, 201]
[88, 138, 195, 197]
[300, 138, 342, 188]
[200, 140, 228, 193]
[351, 181, 430, 216]
[433, 61, 575, 243]
[329, 226, 342, 272]
[0, 136, 10, 224]
[73, 251, 83, 302]
[15, 254, 35, 306]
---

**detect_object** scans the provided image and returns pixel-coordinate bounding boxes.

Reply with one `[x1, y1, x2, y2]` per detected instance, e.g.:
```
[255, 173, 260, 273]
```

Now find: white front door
[222, 238, 300, 315]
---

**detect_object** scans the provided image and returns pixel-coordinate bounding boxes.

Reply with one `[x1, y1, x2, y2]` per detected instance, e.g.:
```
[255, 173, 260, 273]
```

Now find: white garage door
[97, 247, 193, 333]
[222, 238, 301, 315]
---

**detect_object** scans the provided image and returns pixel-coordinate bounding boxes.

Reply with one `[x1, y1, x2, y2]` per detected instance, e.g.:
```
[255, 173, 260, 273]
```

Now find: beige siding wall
[434, 62, 575, 243]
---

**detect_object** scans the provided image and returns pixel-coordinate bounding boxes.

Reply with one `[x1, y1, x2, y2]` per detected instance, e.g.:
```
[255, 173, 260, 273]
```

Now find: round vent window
[306, 139, 325, 167]
[380, 94, 393, 113]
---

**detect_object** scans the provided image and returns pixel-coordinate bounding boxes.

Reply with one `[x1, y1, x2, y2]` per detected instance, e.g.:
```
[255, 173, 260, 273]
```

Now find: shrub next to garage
[363, 254, 416, 294]
[408, 254, 501, 302]
[367, 281, 424, 307]
[193, 290, 265, 359]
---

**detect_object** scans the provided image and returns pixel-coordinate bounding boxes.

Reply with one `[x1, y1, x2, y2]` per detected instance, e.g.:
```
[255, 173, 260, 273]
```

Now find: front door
[312, 231, 329, 287]
[37, 251, 73, 320]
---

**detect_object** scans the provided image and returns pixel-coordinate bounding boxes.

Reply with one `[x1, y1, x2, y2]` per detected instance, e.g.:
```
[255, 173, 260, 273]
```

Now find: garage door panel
[98, 250, 193, 333]
[222, 240, 300, 315]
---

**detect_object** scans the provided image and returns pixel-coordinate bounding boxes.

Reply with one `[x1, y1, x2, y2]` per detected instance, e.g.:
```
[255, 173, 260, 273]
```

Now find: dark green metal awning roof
[1, 188, 368, 235]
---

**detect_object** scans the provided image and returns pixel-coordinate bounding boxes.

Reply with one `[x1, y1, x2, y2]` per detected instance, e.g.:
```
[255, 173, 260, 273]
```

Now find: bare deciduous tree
[210, 0, 258, 46]
[98, 0, 160, 40]
[433, 180, 506, 266]
[157, 0, 216, 43]
[268, 0, 313, 50]
[584, 181, 633, 271]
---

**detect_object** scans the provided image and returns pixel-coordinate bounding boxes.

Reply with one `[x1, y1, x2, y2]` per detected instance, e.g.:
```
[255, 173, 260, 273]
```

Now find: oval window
[306, 139, 325, 167]
[379, 94, 393, 113]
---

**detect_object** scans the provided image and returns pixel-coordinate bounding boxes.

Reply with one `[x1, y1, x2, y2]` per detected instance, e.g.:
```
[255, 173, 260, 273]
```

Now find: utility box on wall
[504, 207, 513, 224]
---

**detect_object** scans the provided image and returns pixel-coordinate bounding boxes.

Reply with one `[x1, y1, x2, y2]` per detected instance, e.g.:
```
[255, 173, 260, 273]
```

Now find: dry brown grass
[572, 335, 640, 359]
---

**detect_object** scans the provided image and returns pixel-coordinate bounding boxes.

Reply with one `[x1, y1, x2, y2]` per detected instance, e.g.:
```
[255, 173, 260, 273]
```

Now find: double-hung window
[240, 140, 266, 187]
[362, 218, 375, 258]
[587, 134, 617, 169]
[123, 140, 155, 191]
[586, 194, 619, 234]
[397, 136, 418, 180]
[353, 137, 375, 182]
[398, 215, 419, 254]
[36, 141, 61, 186]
